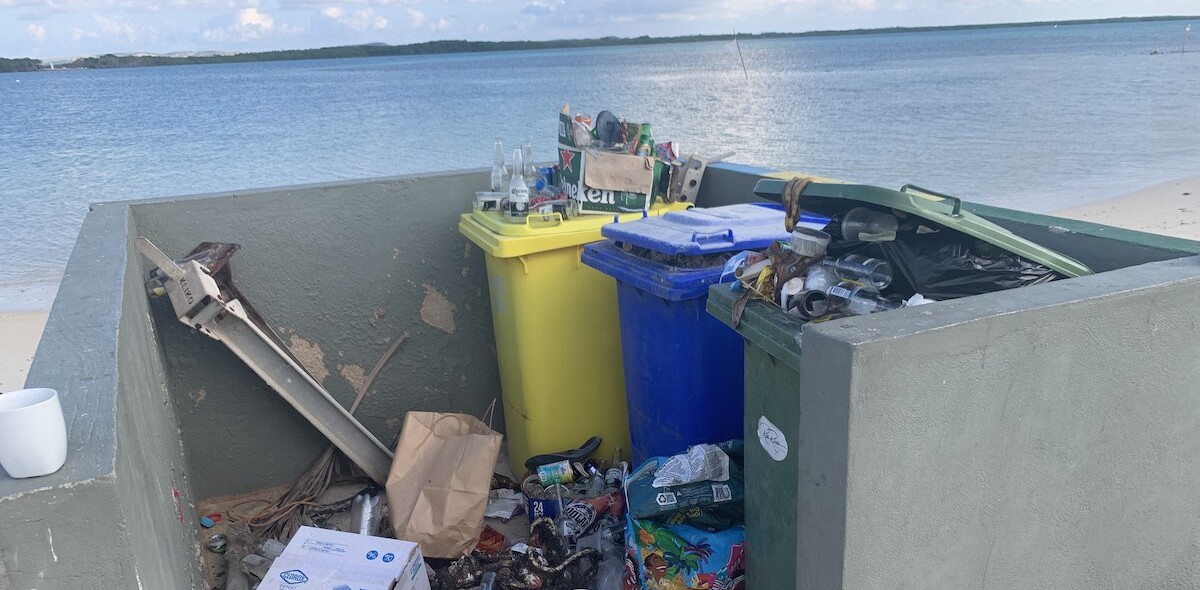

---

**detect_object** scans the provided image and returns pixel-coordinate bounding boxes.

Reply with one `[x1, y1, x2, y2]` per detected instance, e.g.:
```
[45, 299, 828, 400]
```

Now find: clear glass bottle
[821, 254, 893, 290]
[507, 148, 530, 219]
[522, 140, 537, 188]
[490, 138, 508, 192]
[825, 281, 901, 315]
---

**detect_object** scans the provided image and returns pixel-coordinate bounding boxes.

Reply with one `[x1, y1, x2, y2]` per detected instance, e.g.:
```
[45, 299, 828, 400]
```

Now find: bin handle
[691, 229, 734, 245]
[525, 212, 564, 229]
[901, 184, 961, 217]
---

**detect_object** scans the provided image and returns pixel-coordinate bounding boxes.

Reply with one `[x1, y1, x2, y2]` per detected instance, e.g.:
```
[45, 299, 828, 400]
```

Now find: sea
[1, 19, 1198, 309]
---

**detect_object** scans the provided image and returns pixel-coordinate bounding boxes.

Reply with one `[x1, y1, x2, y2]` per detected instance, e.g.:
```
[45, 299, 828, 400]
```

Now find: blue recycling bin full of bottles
[581, 203, 798, 465]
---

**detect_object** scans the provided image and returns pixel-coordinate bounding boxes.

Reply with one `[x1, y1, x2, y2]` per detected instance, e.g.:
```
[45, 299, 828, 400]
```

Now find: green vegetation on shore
[0, 58, 41, 73]
[2, 15, 1194, 73]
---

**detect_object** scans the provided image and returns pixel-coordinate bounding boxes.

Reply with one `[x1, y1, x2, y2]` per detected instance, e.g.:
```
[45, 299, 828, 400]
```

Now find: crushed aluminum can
[205, 533, 228, 554]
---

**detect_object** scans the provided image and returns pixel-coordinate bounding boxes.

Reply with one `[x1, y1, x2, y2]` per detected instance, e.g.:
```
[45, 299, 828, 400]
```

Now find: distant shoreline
[2, 14, 1195, 73]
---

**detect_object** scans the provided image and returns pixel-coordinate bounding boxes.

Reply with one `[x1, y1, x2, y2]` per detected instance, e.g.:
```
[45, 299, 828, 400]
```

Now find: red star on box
[559, 149, 577, 173]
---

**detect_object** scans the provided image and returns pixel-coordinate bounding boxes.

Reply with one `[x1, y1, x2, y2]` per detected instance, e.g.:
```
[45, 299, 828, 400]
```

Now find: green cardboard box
[558, 105, 657, 215]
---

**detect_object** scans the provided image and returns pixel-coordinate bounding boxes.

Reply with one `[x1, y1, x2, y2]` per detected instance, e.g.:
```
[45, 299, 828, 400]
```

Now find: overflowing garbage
[129, 101, 1106, 590]
[477, 104, 710, 222]
[724, 179, 1084, 331]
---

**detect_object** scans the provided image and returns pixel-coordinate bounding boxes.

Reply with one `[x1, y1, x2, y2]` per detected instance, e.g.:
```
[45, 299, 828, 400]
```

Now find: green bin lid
[753, 179, 1093, 278]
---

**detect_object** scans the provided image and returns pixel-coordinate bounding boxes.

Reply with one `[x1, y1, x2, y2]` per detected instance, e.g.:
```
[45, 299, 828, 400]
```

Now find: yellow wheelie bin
[460, 203, 687, 476]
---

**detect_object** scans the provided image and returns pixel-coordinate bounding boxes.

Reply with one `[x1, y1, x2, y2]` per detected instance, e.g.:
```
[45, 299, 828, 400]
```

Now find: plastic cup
[789, 227, 831, 258]
[0, 388, 68, 478]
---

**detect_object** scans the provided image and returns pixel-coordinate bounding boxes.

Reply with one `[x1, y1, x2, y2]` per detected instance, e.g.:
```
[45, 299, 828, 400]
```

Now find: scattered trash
[524, 436, 602, 473]
[199, 515, 215, 528]
[475, 524, 509, 556]
[624, 443, 746, 590]
[256, 538, 286, 560]
[241, 553, 272, 580]
[205, 533, 228, 554]
[536, 460, 575, 486]
[259, 526, 429, 590]
[485, 489, 525, 521]
[652, 443, 731, 488]
[223, 546, 251, 590]
[350, 491, 383, 536]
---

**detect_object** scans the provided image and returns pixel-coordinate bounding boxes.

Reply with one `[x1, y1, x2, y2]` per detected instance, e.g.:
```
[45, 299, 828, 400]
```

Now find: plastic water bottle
[490, 138, 508, 192]
[507, 148, 530, 218]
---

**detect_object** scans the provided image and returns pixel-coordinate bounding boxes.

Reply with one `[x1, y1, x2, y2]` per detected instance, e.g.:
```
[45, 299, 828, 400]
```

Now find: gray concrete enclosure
[3, 163, 1200, 588]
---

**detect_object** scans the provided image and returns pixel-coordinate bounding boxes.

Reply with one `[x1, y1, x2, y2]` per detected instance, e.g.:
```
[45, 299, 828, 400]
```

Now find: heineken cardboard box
[558, 105, 656, 215]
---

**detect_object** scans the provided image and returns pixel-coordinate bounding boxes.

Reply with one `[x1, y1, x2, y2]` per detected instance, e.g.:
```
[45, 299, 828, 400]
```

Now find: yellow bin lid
[459, 202, 691, 258]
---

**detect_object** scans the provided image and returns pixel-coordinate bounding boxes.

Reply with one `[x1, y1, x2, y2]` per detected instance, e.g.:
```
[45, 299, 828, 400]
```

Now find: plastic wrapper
[652, 444, 730, 488]
[626, 440, 744, 531]
[874, 230, 1061, 300]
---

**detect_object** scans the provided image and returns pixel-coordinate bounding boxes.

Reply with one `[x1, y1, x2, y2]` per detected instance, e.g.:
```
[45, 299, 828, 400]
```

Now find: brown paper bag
[385, 411, 503, 558]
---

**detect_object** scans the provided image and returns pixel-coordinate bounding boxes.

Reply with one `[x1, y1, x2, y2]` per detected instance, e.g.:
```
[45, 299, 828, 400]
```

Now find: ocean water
[1, 20, 1198, 307]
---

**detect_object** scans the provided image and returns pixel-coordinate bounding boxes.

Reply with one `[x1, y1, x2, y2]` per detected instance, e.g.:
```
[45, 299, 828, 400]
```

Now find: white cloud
[200, 7, 299, 41]
[406, 7, 425, 27]
[25, 22, 47, 39]
[322, 5, 388, 30]
[431, 16, 450, 30]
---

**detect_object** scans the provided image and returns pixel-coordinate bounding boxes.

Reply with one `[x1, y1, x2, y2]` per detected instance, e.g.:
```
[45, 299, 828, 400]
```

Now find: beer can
[538, 166, 556, 189]
[536, 459, 574, 485]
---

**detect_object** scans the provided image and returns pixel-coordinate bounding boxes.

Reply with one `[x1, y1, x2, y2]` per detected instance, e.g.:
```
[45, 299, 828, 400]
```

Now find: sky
[1, 0, 1195, 59]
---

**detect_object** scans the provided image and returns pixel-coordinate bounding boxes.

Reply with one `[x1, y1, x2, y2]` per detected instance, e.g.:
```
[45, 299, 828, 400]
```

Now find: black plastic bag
[875, 230, 1061, 300]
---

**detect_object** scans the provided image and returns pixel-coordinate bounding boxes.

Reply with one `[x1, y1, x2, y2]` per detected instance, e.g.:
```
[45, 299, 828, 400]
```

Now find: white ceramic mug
[0, 388, 68, 478]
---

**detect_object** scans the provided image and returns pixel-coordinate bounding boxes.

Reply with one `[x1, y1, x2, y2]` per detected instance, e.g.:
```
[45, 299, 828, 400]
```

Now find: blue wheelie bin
[581, 203, 808, 464]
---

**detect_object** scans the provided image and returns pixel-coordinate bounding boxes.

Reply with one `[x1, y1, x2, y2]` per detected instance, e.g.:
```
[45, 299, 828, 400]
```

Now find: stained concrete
[131, 169, 501, 498]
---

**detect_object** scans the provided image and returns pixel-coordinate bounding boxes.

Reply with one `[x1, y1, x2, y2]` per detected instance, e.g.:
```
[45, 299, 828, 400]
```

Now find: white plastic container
[0, 388, 67, 478]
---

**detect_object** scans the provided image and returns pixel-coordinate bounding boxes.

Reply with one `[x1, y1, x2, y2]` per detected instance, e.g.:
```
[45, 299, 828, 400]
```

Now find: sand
[0, 174, 1196, 391]
[1055, 175, 1200, 239]
[0, 311, 49, 392]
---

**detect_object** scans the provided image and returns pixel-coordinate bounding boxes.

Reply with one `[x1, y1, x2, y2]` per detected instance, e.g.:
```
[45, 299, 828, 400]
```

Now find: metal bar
[208, 300, 394, 484]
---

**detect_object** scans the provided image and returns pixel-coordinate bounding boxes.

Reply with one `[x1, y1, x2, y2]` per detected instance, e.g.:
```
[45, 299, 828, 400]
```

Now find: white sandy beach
[0, 311, 48, 392]
[0, 174, 1196, 391]
[1055, 175, 1200, 239]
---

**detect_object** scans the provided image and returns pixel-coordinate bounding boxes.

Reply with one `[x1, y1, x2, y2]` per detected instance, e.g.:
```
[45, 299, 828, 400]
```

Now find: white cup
[0, 388, 68, 478]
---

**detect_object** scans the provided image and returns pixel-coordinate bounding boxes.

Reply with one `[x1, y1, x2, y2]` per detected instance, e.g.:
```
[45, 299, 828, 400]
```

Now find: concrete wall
[800, 255, 1200, 589]
[8, 163, 1200, 589]
[131, 169, 501, 498]
[0, 203, 200, 589]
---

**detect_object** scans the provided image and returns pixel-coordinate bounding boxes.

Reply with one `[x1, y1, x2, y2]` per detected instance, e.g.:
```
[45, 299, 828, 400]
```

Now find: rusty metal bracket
[135, 237, 394, 484]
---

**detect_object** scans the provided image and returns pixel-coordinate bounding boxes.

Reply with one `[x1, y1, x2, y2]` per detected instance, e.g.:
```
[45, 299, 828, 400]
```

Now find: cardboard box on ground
[259, 526, 431, 590]
[558, 105, 662, 214]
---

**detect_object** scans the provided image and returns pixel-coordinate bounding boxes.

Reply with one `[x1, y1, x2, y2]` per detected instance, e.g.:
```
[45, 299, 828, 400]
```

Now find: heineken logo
[559, 148, 578, 173]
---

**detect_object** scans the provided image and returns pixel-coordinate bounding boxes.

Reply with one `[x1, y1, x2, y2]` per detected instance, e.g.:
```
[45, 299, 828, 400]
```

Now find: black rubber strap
[523, 436, 603, 472]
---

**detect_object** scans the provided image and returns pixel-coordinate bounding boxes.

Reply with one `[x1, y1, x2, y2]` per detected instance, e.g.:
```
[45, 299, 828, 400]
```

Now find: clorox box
[260, 526, 431, 590]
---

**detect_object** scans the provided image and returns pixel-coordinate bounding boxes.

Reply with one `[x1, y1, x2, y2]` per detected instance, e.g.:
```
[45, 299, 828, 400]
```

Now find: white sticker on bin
[757, 415, 788, 462]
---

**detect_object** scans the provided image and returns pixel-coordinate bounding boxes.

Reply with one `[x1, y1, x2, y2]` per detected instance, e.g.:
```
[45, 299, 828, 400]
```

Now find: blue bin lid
[599, 203, 824, 255]
[582, 240, 735, 301]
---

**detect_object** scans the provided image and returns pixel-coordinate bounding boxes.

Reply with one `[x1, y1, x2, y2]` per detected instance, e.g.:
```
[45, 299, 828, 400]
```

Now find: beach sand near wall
[0, 311, 49, 392]
[1055, 175, 1200, 239]
[0, 174, 1196, 391]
